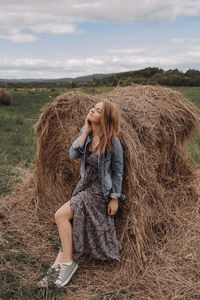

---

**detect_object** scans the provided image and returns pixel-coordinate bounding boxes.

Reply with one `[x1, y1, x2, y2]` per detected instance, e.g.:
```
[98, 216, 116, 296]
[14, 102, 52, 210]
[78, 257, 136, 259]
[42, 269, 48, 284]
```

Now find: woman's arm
[110, 138, 125, 201]
[69, 114, 92, 159]
[107, 139, 124, 216]
[69, 125, 89, 159]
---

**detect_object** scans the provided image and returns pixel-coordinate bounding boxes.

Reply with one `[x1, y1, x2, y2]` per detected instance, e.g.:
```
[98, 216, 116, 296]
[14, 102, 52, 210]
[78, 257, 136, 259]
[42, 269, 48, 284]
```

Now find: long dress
[68, 142, 122, 261]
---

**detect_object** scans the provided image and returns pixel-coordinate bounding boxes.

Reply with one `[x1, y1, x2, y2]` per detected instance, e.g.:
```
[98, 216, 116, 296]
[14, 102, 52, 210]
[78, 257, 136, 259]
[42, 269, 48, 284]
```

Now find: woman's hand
[85, 115, 92, 134]
[107, 199, 119, 216]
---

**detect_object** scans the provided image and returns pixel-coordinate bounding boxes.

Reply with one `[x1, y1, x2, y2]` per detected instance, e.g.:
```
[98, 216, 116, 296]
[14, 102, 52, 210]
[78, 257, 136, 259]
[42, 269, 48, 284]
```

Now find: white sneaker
[54, 261, 78, 287]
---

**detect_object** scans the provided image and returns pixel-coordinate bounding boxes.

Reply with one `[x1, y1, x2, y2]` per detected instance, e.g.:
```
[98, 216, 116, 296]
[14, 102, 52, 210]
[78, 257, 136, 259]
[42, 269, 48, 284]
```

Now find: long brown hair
[97, 101, 120, 155]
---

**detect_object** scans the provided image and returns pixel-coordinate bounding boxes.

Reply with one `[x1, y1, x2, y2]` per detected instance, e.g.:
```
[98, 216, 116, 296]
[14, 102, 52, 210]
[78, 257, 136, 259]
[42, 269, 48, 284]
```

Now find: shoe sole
[55, 264, 78, 287]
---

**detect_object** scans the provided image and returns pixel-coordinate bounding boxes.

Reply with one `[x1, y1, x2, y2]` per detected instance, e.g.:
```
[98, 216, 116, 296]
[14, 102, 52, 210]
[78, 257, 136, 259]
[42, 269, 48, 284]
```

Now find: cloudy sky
[0, 0, 200, 79]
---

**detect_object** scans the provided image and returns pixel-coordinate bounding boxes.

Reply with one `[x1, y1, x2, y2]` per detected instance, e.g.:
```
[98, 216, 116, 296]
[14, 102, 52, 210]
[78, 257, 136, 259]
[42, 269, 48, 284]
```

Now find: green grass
[0, 167, 21, 196]
[173, 87, 200, 165]
[0, 88, 61, 197]
[173, 86, 200, 108]
[0, 89, 61, 168]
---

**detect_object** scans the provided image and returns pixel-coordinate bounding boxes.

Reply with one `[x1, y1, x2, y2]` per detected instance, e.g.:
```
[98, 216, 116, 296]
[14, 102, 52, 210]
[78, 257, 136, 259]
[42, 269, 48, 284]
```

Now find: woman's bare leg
[54, 201, 73, 263]
[51, 248, 63, 268]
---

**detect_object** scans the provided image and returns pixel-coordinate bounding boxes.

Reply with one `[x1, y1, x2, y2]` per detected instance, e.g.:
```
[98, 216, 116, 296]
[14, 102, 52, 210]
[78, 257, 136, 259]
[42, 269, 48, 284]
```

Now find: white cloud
[190, 38, 200, 42]
[32, 23, 82, 35]
[186, 46, 200, 59]
[0, 0, 200, 42]
[1, 45, 200, 78]
[0, 32, 38, 43]
[106, 48, 146, 54]
[171, 37, 200, 43]
[56, 53, 64, 57]
[171, 38, 186, 43]
[0, 26, 38, 42]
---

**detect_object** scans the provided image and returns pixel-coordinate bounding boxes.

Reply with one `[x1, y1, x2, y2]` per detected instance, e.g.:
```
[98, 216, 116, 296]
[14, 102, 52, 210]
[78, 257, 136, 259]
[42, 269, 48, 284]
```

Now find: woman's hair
[97, 101, 120, 155]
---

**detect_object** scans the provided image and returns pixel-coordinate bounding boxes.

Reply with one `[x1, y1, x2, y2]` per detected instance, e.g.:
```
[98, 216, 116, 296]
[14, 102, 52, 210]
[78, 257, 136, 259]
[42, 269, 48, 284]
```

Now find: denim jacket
[69, 125, 125, 203]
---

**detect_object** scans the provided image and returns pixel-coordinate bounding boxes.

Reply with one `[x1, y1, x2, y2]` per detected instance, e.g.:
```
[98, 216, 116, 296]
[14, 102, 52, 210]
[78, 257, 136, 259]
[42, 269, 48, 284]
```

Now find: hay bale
[91, 88, 99, 95]
[28, 89, 36, 95]
[34, 92, 98, 211]
[97, 85, 200, 270]
[0, 88, 12, 106]
[34, 85, 200, 275]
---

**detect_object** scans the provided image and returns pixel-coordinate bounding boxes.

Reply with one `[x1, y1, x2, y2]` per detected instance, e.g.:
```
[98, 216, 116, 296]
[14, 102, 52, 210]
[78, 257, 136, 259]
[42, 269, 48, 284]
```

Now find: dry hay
[0, 88, 12, 105]
[1, 84, 200, 299]
[91, 88, 99, 95]
[34, 92, 99, 213]
[97, 85, 200, 267]
[28, 88, 36, 95]
[34, 85, 200, 292]
[0, 171, 64, 295]
[34, 84, 200, 265]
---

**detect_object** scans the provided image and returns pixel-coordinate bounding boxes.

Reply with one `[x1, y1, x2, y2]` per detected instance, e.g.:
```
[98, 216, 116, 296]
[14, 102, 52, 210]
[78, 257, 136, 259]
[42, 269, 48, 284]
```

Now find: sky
[0, 0, 200, 79]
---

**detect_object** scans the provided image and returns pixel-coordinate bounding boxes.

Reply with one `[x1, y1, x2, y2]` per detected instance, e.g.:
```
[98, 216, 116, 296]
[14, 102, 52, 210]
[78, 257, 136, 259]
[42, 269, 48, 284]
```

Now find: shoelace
[57, 264, 68, 281]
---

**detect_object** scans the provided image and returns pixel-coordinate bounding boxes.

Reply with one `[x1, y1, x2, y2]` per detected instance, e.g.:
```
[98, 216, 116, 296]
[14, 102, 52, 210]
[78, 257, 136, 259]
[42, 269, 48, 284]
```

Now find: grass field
[172, 87, 200, 164]
[0, 85, 200, 299]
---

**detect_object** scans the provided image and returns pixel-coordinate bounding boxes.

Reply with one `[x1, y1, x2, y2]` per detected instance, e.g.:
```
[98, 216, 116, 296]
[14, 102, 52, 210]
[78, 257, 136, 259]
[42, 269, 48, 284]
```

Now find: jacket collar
[87, 131, 93, 142]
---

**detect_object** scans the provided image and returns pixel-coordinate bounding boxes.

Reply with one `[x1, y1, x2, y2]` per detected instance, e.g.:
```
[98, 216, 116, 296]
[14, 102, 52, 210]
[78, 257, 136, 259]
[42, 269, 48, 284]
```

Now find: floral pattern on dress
[69, 143, 122, 261]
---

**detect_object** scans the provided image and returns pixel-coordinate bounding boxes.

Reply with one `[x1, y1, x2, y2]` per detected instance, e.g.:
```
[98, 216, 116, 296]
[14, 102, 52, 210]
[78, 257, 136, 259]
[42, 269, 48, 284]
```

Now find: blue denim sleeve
[69, 125, 86, 159]
[110, 138, 125, 201]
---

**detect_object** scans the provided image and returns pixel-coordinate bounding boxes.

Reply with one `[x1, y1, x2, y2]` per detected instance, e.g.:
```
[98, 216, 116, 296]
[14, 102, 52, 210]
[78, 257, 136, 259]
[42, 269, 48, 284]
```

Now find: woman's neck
[92, 123, 101, 137]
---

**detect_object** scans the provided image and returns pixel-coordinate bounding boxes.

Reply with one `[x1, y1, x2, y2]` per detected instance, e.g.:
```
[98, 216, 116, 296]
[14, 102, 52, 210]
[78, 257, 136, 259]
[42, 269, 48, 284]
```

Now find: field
[0, 86, 200, 299]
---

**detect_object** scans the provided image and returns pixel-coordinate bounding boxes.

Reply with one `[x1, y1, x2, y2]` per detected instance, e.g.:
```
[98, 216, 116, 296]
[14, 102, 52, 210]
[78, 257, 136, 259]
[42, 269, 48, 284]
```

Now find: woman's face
[87, 102, 103, 124]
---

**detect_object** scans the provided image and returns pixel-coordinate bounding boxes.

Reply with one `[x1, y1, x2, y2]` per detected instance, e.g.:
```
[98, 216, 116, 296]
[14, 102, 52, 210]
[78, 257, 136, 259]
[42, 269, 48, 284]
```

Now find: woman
[38, 100, 125, 288]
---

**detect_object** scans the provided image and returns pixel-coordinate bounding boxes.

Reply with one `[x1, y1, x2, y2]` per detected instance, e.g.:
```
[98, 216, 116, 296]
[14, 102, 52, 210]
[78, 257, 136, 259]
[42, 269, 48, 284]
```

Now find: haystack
[34, 92, 97, 210]
[28, 88, 36, 95]
[91, 88, 99, 94]
[34, 84, 200, 277]
[0, 88, 12, 105]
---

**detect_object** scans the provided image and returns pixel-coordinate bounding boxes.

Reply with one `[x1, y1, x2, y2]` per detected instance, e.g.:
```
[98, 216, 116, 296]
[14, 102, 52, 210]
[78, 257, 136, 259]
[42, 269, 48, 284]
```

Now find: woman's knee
[55, 201, 72, 221]
[54, 209, 62, 221]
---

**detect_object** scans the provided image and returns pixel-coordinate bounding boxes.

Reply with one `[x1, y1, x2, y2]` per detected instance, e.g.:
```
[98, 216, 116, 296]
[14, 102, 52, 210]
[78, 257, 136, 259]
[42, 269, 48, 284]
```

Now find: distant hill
[1, 67, 200, 88]
[0, 73, 113, 83]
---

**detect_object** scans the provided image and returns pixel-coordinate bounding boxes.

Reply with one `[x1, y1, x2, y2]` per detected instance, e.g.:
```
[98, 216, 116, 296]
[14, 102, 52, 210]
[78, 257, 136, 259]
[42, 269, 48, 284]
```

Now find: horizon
[0, 67, 199, 81]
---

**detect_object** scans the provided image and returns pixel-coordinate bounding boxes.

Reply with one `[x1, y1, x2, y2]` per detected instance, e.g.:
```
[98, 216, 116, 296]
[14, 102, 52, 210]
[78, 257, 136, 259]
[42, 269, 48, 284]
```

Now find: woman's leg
[51, 248, 63, 268]
[55, 201, 73, 263]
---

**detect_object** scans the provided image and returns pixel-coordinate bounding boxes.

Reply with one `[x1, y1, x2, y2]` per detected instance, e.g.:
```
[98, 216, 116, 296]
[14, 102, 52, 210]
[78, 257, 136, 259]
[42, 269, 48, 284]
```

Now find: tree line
[1, 67, 200, 88]
[87, 68, 200, 88]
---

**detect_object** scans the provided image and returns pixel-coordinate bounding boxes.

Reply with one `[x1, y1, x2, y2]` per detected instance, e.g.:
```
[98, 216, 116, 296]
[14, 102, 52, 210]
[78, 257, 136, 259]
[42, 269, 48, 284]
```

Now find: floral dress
[68, 142, 122, 261]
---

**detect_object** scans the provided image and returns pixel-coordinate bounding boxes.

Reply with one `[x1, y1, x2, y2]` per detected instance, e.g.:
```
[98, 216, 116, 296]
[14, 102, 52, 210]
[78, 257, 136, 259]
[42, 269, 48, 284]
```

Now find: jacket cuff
[110, 192, 126, 201]
[72, 140, 84, 153]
